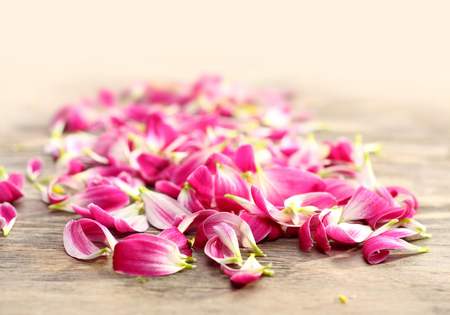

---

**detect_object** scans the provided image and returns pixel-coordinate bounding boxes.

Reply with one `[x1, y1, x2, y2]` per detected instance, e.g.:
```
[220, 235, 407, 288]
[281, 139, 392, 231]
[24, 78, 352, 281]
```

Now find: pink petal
[234, 144, 257, 173]
[50, 184, 130, 213]
[175, 209, 218, 233]
[27, 157, 44, 182]
[63, 219, 118, 260]
[0, 202, 18, 236]
[325, 223, 373, 245]
[342, 186, 389, 222]
[158, 227, 192, 256]
[205, 235, 242, 265]
[284, 192, 337, 210]
[0, 181, 23, 204]
[136, 152, 170, 184]
[140, 188, 191, 230]
[363, 235, 429, 265]
[323, 177, 357, 206]
[186, 166, 213, 208]
[214, 164, 250, 212]
[221, 254, 273, 285]
[155, 180, 182, 199]
[113, 235, 195, 276]
[298, 214, 319, 252]
[47, 175, 86, 204]
[204, 153, 234, 175]
[386, 186, 419, 210]
[177, 186, 205, 213]
[239, 211, 271, 243]
[8, 173, 25, 189]
[88, 203, 148, 233]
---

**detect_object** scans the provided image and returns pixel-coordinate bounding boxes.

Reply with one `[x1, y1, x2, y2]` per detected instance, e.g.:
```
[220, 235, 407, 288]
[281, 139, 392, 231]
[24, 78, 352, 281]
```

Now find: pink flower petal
[298, 214, 319, 252]
[135, 152, 170, 184]
[63, 219, 118, 260]
[158, 227, 192, 256]
[221, 254, 274, 285]
[363, 235, 429, 265]
[47, 175, 86, 204]
[323, 177, 357, 206]
[214, 164, 250, 212]
[8, 173, 25, 189]
[387, 186, 419, 210]
[88, 203, 148, 233]
[155, 180, 182, 199]
[284, 192, 337, 210]
[186, 166, 213, 208]
[239, 211, 271, 243]
[205, 235, 242, 265]
[342, 186, 389, 222]
[325, 223, 373, 245]
[113, 235, 195, 276]
[234, 144, 257, 173]
[175, 209, 218, 233]
[27, 157, 44, 182]
[0, 181, 23, 204]
[0, 202, 18, 236]
[140, 188, 191, 230]
[177, 185, 205, 213]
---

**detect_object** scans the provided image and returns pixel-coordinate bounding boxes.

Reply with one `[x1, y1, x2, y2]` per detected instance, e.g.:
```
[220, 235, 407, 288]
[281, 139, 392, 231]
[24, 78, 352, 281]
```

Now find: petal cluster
[29, 76, 429, 283]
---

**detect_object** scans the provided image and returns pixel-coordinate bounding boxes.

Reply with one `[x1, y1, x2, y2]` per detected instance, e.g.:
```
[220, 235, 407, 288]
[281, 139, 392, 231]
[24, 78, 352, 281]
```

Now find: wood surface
[0, 98, 449, 315]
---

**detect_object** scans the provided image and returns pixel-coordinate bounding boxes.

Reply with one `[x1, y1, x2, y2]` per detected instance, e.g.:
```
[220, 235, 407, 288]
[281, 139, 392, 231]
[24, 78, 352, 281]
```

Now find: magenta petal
[158, 227, 192, 256]
[0, 202, 18, 236]
[8, 173, 25, 189]
[239, 211, 271, 243]
[298, 214, 319, 252]
[47, 175, 86, 204]
[155, 180, 182, 199]
[27, 157, 44, 182]
[113, 236, 194, 276]
[204, 153, 234, 175]
[214, 164, 250, 212]
[284, 192, 337, 210]
[140, 188, 191, 230]
[0, 181, 23, 204]
[63, 219, 118, 260]
[205, 236, 241, 265]
[136, 152, 170, 184]
[325, 223, 373, 245]
[88, 203, 148, 233]
[177, 186, 205, 213]
[186, 166, 213, 208]
[315, 214, 331, 251]
[363, 235, 429, 264]
[230, 272, 261, 284]
[342, 186, 389, 222]
[387, 186, 419, 210]
[323, 177, 357, 206]
[234, 144, 257, 173]
[176, 209, 218, 233]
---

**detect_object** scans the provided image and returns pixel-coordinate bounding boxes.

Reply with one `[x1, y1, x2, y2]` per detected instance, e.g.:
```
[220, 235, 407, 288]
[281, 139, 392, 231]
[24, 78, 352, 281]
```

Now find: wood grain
[0, 99, 449, 315]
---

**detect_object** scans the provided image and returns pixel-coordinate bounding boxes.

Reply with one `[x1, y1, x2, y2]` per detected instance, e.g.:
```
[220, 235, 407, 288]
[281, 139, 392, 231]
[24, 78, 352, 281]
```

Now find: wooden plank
[0, 100, 449, 315]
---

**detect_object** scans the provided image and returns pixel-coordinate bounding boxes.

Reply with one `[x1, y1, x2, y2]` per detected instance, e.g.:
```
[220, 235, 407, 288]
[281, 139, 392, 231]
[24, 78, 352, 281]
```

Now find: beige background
[1, 0, 450, 133]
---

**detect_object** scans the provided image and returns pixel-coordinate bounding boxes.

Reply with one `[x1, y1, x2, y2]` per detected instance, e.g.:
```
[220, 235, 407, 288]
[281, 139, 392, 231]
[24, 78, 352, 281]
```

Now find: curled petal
[175, 209, 218, 233]
[158, 227, 192, 256]
[63, 219, 118, 260]
[284, 192, 337, 210]
[135, 152, 170, 184]
[140, 187, 191, 230]
[178, 186, 205, 213]
[88, 203, 148, 233]
[47, 175, 86, 204]
[221, 254, 274, 285]
[113, 235, 195, 276]
[323, 177, 357, 206]
[239, 211, 271, 243]
[387, 186, 419, 210]
[205, 236, 242, 265]
[0, 202, 18, 236]
[298, 214, 320, 252]
[363, 235, 429, 265]
[0, 181, 23, 204]
[27, 157, 44, 182]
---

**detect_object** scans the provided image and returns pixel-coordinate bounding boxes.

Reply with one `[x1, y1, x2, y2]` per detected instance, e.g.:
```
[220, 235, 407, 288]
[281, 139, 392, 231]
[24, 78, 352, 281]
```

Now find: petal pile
[25, 76, 429, 283]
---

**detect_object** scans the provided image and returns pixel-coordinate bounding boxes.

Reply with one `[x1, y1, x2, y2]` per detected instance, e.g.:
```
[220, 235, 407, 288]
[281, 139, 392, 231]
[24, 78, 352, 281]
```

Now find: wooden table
[1, 97, 449, 315]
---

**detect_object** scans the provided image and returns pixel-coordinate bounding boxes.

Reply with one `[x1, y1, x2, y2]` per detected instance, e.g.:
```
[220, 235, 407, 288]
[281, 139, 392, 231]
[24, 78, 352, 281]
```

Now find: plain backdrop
[1, 0, 449, 132]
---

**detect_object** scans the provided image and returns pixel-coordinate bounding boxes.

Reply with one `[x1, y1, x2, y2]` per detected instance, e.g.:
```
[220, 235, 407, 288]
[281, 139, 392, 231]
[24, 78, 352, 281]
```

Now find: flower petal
[325, 223, 373, 245]
[205, 235, 242, 265]
[158, 227, 192, 256]
[175, 209, 218, 233]
[214, 164, 250, 212]
[177, 185, 205, 213]
[342, 186, 389, 222]
[27, 157, 44, 182]
[0, 202, 18, 236]
[113, 235, 195, 276]
[284, 192, 337, 210]
[88, 203, 148, 233]
[0, 181, 23, 204]
[140, 187, 191, 230]
[186, 166, 213, 208]
[155, 180, 182, 199]
[234, 144, 257, 173]
[239, 211, 271, 243]
[221, 254, 273, 285]
[63, 219, 117, 260]
[363, 235, 429, 265]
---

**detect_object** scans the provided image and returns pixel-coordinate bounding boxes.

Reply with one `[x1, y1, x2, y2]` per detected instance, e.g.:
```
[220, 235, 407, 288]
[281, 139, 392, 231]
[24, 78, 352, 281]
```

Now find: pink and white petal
[63, 219, 117, 260]
[176, 209, 218, 233]
[239, 211, 271, 243]
[113, 237, 194, 276]
[140, 188, 191, 230]
[314, 215, 331, 251]
[342, 186, 389, 222]
[27, 157, 44, 182]
[214, 164, 250, 212]
[213, 222, 242, 260]
[34, 183, 50, 204]
[387, 186, 419, 210]
[0, 202, 18, 236]
[204, 153, 234, 175]
[8, 173, 25, 190]
[177, 186, 205, 213]
[325, 223, 373, 245]
[221, 254, 273, 284]
[234, 144, 257, 173]
[158, 227, 192, 256]
[225, 193, 266, 217]
[47, 175, 86, 204]
[284, 192, 337, 210]
[186, 166, 213, 207]
[205, 236, 242, 265]
[363, 235, 429, 265]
